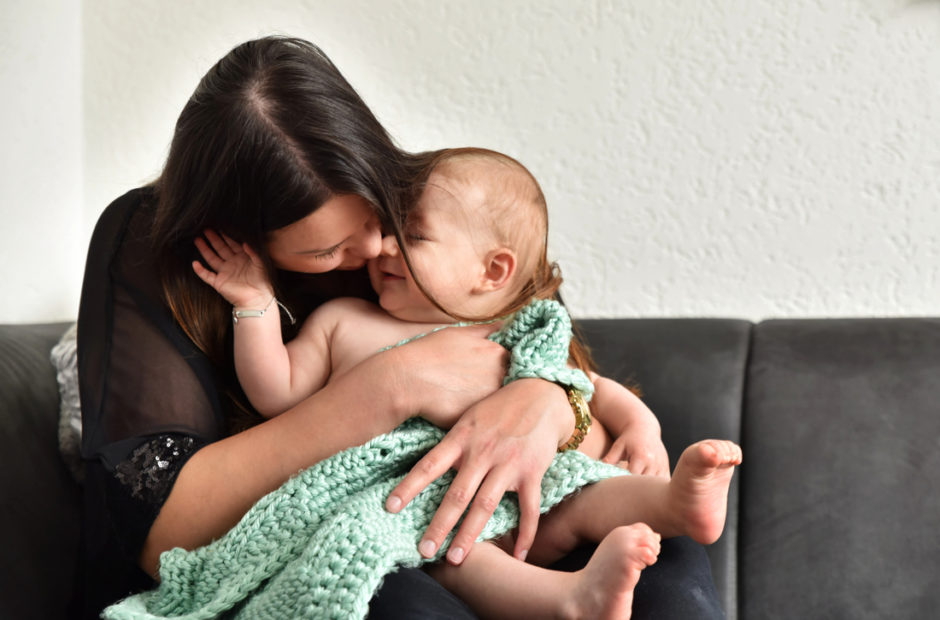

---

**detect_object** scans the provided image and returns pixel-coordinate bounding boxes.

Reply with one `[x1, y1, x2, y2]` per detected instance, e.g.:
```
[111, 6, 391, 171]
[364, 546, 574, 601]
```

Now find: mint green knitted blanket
[104, 300, 627, 620]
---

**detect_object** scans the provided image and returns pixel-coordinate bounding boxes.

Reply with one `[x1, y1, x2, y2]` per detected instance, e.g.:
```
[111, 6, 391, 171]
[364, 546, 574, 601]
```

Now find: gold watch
[558, 387, 592, 452]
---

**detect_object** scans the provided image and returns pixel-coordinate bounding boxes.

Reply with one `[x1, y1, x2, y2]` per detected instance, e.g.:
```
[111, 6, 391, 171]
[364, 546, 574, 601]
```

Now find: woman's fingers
[390, 379, 567, 566]
[387, 433, 529, 566]
[512, 480, 542, 561]
[386, 440, 461, 515]
[421, 464, 491, 562]
[443, 467, 513, 565]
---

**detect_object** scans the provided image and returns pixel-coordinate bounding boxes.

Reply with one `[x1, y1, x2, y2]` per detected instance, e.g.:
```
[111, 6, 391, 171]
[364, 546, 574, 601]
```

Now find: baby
[193, 147, 741, 619]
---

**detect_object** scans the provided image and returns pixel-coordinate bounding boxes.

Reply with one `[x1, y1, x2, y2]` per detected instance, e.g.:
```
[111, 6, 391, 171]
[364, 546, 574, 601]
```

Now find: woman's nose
[354, 215, 383, 260]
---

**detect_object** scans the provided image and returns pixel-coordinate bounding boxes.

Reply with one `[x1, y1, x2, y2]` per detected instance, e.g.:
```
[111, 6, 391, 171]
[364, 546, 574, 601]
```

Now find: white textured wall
[5, 0, 940, 322]
[0, 0, 82, 322]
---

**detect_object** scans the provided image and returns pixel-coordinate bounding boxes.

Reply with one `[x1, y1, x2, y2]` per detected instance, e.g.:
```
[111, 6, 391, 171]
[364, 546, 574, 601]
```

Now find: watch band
[558, 386, 592, 452]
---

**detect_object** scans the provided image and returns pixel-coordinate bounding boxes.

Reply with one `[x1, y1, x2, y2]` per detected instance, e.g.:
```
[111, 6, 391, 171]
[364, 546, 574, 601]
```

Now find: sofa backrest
[740, 319, 940, 619]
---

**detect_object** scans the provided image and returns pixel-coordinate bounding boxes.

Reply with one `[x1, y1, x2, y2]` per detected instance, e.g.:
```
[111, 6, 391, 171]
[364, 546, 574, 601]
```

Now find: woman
[76, 36, 723, 618]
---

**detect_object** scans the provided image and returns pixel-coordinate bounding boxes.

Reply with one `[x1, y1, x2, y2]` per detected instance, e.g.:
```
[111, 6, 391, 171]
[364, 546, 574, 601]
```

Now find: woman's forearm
[142, 324, 512, 576]
[140, 348, 407, 576]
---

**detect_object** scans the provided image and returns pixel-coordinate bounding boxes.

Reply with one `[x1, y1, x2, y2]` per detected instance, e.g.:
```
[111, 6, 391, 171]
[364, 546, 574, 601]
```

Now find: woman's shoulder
[96, 185, 154, 223]
[87, 186, 156, 254]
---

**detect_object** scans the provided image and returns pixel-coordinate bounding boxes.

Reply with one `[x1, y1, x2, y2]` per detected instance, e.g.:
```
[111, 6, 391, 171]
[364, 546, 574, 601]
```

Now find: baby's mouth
[375, 259, 405, 280]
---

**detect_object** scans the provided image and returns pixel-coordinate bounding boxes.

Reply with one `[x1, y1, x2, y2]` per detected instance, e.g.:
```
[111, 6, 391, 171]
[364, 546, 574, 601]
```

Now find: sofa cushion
[741, 319, 940, 619]
[0, 322, 81, 620]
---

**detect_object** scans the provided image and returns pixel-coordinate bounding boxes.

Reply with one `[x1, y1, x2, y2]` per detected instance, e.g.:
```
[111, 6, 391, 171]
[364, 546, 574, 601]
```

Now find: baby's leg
[429, 525, 660, 620]
[527, 439, 741, 565]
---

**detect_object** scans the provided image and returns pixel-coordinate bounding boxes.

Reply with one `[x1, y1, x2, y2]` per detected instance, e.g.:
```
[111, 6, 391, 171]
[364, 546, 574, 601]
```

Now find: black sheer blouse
[75, 187, 374, 617]
[76, 188, 224, 616]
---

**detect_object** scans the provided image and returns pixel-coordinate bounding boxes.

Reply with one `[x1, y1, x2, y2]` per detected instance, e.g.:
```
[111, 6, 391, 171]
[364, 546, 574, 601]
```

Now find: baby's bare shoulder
[308, 297, 385, 326]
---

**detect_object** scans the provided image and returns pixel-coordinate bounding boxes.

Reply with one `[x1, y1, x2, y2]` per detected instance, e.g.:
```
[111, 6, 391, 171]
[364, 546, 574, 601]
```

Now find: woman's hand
[192, 229, 273, 308]
[390, 324, 510, 429]
[386, 378, 571, 566]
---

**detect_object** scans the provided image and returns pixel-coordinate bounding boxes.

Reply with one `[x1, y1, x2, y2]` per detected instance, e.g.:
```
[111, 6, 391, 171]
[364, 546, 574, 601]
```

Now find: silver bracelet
[232, 297, 296, 325]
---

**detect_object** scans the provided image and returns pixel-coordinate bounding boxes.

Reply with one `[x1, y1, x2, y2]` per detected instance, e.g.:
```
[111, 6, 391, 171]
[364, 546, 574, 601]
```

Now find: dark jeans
[369, 537, 725, 619]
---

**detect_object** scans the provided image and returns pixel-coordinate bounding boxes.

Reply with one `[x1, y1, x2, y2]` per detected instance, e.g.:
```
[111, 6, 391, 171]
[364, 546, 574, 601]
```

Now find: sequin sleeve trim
[114, 434, 203, 507]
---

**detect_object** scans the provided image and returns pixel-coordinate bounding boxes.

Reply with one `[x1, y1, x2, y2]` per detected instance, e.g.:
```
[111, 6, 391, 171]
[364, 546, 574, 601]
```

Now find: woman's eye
[314, 246, 340, 260]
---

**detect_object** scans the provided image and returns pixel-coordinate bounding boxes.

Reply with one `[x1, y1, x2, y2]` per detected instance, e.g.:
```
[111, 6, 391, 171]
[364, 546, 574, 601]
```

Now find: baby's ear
[476, 247, 517, 292]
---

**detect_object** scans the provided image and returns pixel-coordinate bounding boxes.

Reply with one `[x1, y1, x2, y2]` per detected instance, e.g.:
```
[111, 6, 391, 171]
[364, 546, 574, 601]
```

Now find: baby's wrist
[231, 290, 276, 312]
[231, 293, 297, 326]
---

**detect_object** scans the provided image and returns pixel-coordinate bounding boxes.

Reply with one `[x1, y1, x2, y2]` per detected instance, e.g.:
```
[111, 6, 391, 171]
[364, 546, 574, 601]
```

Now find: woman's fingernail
[447, 547, 464, 564]
[386, 495, 402, 513]
[419, 539, 437, 557]
[516, 549, 528, 562]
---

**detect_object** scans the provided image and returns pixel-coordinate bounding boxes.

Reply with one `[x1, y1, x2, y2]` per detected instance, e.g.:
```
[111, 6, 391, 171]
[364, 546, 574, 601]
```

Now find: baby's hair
[406, 147, 597, 373]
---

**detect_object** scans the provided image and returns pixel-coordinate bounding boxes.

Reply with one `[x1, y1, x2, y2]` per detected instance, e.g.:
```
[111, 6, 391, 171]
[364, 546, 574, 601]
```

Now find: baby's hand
[602, 426, 670, 479]
[192, 229, 273, 308]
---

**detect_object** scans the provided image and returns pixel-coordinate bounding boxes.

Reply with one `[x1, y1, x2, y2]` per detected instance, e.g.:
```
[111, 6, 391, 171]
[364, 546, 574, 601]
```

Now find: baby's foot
[566, 523, 661, 620]
[669, 439, 742, 545]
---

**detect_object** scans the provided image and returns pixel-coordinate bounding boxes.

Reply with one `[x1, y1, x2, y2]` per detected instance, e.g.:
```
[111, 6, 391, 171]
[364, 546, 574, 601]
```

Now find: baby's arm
[192, 230, 333, 417]
[588, 372, 670, 478]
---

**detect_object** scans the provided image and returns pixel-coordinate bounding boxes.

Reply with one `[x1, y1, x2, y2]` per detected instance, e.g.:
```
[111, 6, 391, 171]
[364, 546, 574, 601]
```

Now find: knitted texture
[489, 299, 595, 399]
[104, 299, 620, 619]
[382, 300, 594, 399]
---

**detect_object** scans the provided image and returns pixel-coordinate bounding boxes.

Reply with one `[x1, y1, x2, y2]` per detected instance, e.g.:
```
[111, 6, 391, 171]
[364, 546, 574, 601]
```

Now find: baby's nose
[380, 233, 400, 256]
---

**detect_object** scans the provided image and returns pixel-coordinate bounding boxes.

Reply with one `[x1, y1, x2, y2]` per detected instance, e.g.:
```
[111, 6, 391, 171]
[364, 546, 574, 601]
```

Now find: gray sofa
[2, 318, 938, 619]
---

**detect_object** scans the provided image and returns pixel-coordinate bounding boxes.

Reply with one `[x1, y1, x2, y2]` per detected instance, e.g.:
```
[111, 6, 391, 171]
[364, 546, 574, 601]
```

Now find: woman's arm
[589, 372, 670, 478]
[140, 322, 509, 576]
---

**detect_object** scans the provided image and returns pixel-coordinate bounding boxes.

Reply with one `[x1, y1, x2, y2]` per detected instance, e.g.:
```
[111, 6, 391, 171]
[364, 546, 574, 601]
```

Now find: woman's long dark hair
[151, 36, 416, 429]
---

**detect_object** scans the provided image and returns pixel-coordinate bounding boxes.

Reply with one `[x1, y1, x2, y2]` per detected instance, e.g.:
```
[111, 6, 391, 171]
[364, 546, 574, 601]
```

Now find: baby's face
[367, 178, 490, 323]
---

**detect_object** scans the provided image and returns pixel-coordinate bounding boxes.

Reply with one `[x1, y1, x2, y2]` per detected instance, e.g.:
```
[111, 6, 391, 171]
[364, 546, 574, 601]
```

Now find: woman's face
[266, 194, 382, 273]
